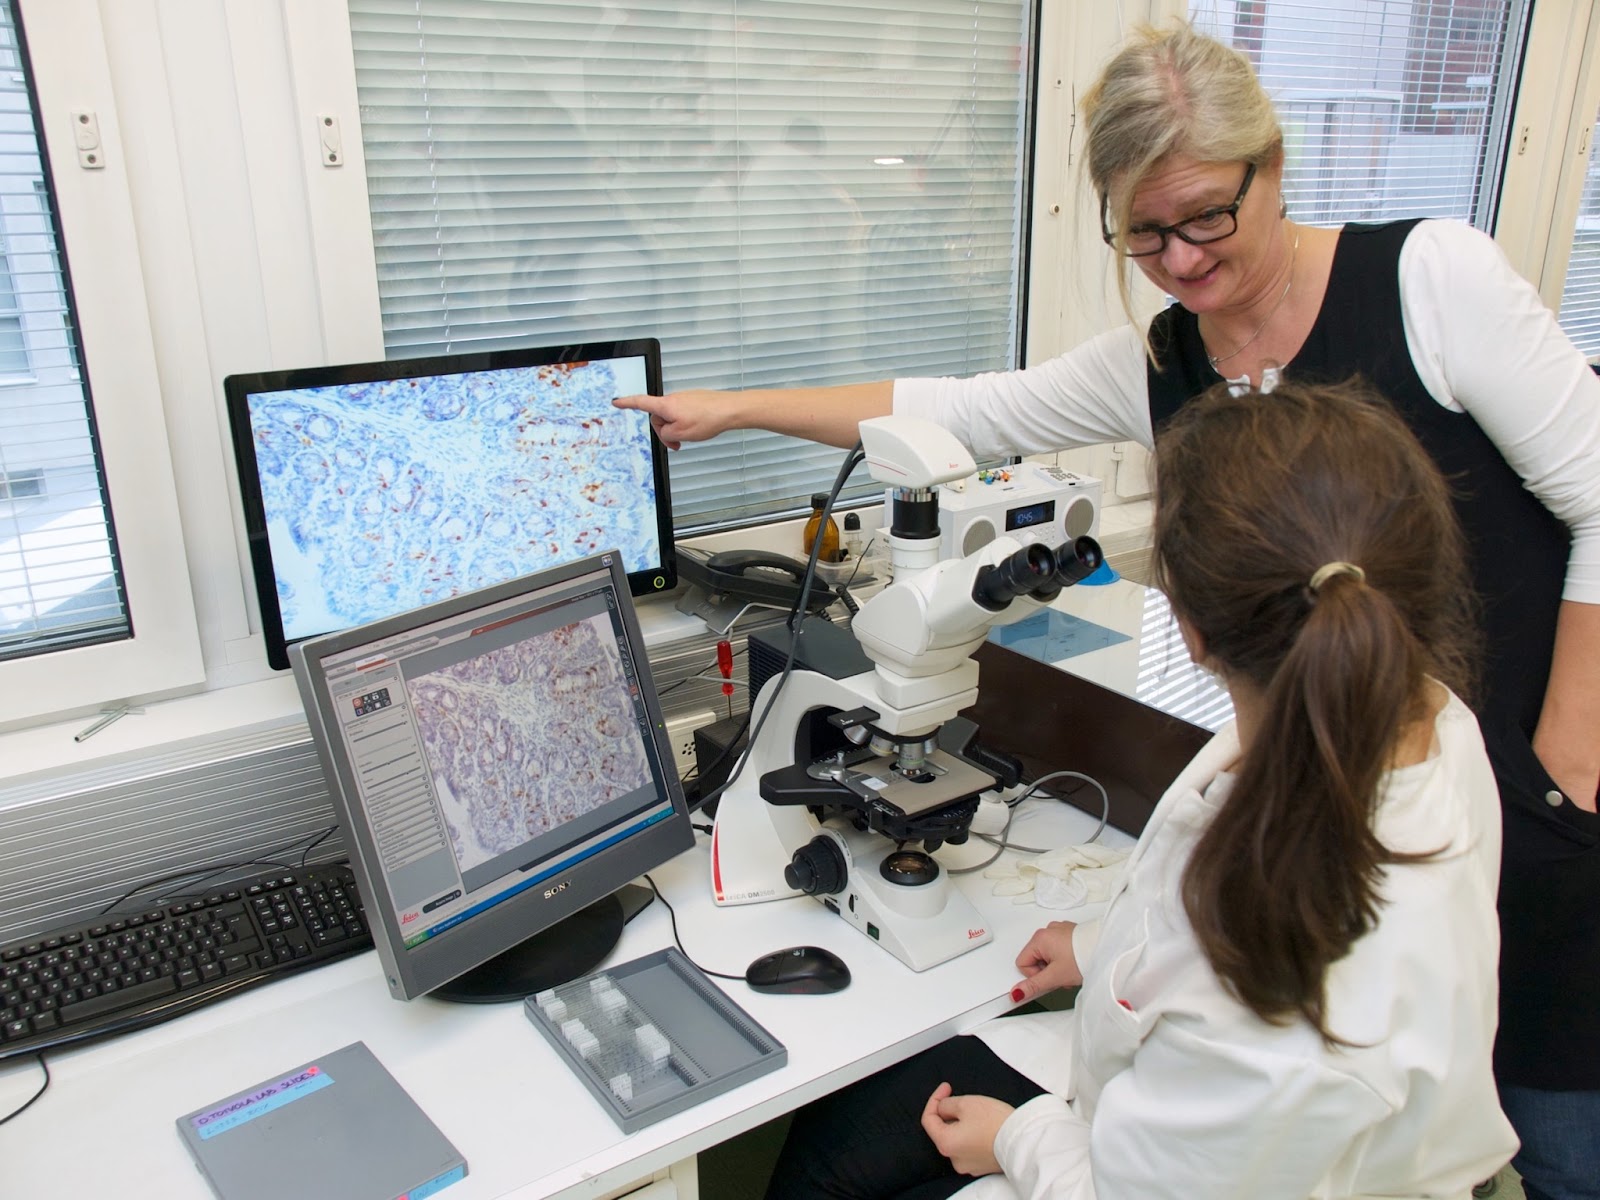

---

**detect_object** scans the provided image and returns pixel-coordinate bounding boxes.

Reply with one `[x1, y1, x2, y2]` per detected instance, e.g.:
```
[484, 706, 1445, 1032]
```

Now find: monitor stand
[430, 882, 655, 1004]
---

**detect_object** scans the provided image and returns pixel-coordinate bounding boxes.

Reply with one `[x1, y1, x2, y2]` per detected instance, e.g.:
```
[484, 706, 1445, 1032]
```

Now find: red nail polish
[1010, 987, 1025, 1003]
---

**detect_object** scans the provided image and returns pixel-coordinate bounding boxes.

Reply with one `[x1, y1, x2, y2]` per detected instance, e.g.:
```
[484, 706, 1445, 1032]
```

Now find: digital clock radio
[931, 463, 1101, 561]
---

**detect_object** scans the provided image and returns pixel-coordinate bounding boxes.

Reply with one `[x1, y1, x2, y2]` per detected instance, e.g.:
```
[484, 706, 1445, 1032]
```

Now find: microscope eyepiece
[972, 542, 1058, 610]
[1051, 535, 1103, 588]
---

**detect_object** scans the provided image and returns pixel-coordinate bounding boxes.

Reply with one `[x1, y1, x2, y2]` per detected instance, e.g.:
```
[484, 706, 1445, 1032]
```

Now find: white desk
[0, 799, 1124, 1200]
[0, 579, 1197, 1200]
[1024, 577, 1233, 733]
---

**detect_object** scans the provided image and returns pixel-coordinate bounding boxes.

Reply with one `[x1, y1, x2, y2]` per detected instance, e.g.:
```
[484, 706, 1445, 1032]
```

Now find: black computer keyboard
[0, 861, 371, 1062]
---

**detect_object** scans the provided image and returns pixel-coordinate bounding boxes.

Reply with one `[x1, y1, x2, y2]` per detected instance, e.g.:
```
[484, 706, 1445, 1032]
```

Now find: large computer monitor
[227, 339, 675, 670]
[290, 552, 694, 1002]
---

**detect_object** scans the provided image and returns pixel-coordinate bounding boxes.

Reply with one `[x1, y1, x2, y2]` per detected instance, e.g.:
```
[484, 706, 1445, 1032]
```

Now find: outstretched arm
[612, 381, 893, 449]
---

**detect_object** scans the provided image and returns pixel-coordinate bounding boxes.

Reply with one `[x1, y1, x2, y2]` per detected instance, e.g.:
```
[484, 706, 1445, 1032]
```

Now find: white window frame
[1532, 6, 1600, 333]
[1485, 0, 1600, 307]
[0, 0, 201, 727]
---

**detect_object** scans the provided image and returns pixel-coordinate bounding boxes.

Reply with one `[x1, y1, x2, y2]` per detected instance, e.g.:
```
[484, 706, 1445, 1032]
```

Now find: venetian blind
[1190, 0, 1526, 230]
[0, 0, 128, 661]
[346, 0, 1031, 529]
[1556, 106, 1600, 359]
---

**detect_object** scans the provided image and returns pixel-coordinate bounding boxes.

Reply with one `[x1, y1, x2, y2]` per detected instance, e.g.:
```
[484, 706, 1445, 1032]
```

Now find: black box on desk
[694, 714, 747, 810]
[746, 615, 871, 701]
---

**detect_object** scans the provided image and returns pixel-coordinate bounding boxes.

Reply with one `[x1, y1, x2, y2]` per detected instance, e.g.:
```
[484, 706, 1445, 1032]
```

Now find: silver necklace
[1206, 230, 1300, 372]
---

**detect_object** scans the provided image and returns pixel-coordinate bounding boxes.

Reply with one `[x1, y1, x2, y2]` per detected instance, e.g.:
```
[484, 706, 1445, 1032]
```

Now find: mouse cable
[640, 873, 744, 982]
[949, 769, 1112, 875]
[297, 822, 340, 868]
[97, 824, 343, 915]
[0, 1054, 49, 1127]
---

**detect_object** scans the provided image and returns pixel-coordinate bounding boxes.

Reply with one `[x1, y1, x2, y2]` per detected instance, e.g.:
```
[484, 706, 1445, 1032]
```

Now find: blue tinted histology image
[249, 358, 659, 637]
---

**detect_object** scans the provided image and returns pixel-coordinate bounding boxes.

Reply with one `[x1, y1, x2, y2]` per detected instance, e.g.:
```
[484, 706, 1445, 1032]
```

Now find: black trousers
[763, 1035, 1048, 1200]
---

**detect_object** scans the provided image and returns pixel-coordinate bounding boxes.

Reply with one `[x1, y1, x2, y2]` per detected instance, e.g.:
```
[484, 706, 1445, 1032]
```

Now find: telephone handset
[702, 548, 808, 581]
[677, 545, 840, 612]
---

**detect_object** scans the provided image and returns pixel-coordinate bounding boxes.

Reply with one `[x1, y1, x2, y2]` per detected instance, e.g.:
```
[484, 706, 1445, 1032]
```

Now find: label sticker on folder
[190, 1064, 335, 1140]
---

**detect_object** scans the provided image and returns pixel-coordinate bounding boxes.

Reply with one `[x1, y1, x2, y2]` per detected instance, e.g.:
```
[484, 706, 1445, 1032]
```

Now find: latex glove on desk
[985, 843, 1130, 909]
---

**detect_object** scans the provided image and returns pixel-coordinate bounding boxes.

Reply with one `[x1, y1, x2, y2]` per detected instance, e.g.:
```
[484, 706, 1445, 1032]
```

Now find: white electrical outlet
[665, 709, 718, 778]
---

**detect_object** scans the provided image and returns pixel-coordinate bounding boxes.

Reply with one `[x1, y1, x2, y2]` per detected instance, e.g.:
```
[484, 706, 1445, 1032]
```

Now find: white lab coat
[960, 689, 1518, 1200]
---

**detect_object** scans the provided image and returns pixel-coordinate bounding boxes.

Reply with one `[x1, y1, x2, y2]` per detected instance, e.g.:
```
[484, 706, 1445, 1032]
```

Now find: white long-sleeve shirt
[893, 219, 1600, 604]
[958, 690, 1517, 1200]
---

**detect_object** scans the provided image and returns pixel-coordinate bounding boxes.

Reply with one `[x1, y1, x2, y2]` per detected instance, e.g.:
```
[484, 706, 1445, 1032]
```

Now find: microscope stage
[759, 748, 996, 817]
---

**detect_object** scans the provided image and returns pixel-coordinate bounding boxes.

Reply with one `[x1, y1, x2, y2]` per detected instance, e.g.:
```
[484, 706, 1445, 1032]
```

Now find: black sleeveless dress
[1146, 219, 1600, 1091]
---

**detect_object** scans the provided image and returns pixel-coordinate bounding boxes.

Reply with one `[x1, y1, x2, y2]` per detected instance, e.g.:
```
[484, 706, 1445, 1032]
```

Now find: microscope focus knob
[785, 835, 848, 896]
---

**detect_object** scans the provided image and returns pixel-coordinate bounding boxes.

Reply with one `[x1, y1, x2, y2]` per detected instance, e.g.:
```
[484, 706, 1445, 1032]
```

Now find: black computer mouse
[745, 945, 852, 995]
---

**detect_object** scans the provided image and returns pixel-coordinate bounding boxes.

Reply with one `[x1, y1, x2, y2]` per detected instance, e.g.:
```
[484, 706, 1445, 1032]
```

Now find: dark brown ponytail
[1151, 379, 1476, 1043]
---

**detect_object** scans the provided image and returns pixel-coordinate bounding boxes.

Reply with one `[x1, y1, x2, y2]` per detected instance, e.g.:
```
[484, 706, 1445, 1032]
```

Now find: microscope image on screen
[291, 555, 694, 1003]
[407, 612, 654, 877]
[243, 355, 659, 642]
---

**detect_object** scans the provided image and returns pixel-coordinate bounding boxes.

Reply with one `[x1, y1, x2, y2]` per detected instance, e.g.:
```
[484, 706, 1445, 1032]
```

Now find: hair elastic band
[1309, 561, 1365, 592]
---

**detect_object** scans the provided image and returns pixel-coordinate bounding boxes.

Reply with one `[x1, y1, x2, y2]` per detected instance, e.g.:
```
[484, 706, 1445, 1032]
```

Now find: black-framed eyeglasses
[1100, 163, 1257, 258]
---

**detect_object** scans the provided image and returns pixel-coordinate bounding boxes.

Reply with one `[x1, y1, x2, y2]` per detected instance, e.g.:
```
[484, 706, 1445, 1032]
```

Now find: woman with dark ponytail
[1155, 380, 1481, 1050]
[764, 380, 1516, 1200]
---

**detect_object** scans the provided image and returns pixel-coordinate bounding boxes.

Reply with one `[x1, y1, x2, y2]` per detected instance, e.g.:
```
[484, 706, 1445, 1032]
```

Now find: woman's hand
[612, 389, 740, 449]
[1532, 600, 1600, 812]
[920, 1082, 1012, 1177]
[1012, 920, 1083, 1003]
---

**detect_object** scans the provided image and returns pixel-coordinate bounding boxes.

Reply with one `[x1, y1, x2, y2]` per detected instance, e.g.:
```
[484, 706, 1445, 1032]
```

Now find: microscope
[708, 416, 1102, 971]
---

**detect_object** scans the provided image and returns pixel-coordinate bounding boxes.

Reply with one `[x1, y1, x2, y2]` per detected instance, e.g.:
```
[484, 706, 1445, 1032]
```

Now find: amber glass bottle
[802, 492, 841, 562]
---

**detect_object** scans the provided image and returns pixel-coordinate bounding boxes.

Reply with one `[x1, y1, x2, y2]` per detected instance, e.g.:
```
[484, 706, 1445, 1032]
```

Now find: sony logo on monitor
[543, 881, 572, 900]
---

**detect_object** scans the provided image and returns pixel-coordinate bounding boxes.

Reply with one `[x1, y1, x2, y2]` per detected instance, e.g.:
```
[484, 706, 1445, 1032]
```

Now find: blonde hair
[1082, 22, 1284, 322]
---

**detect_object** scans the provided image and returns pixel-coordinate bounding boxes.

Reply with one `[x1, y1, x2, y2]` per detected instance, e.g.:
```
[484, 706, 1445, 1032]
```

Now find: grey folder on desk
[175, 1040, 466, 1200]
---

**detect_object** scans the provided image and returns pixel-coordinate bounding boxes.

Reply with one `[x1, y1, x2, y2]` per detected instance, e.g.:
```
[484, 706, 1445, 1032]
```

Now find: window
[346, 0, 1033, 529]
[1399, 0, 1504, 135]
[1556, 107, 1600, 358]
[1190, 0, 1528, 229]
[0, 0, 200, 724]
[0, 1, 127, 661]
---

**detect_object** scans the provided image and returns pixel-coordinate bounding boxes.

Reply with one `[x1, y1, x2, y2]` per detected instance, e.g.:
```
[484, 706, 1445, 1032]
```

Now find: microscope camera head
[859, 416, 975, 489]
[859, 416, 975, 582]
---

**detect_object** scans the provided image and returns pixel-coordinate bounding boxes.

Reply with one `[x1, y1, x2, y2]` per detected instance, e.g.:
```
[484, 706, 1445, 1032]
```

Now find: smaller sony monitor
[227, 338, 675, 670]
[290, 551, 694, 1003]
